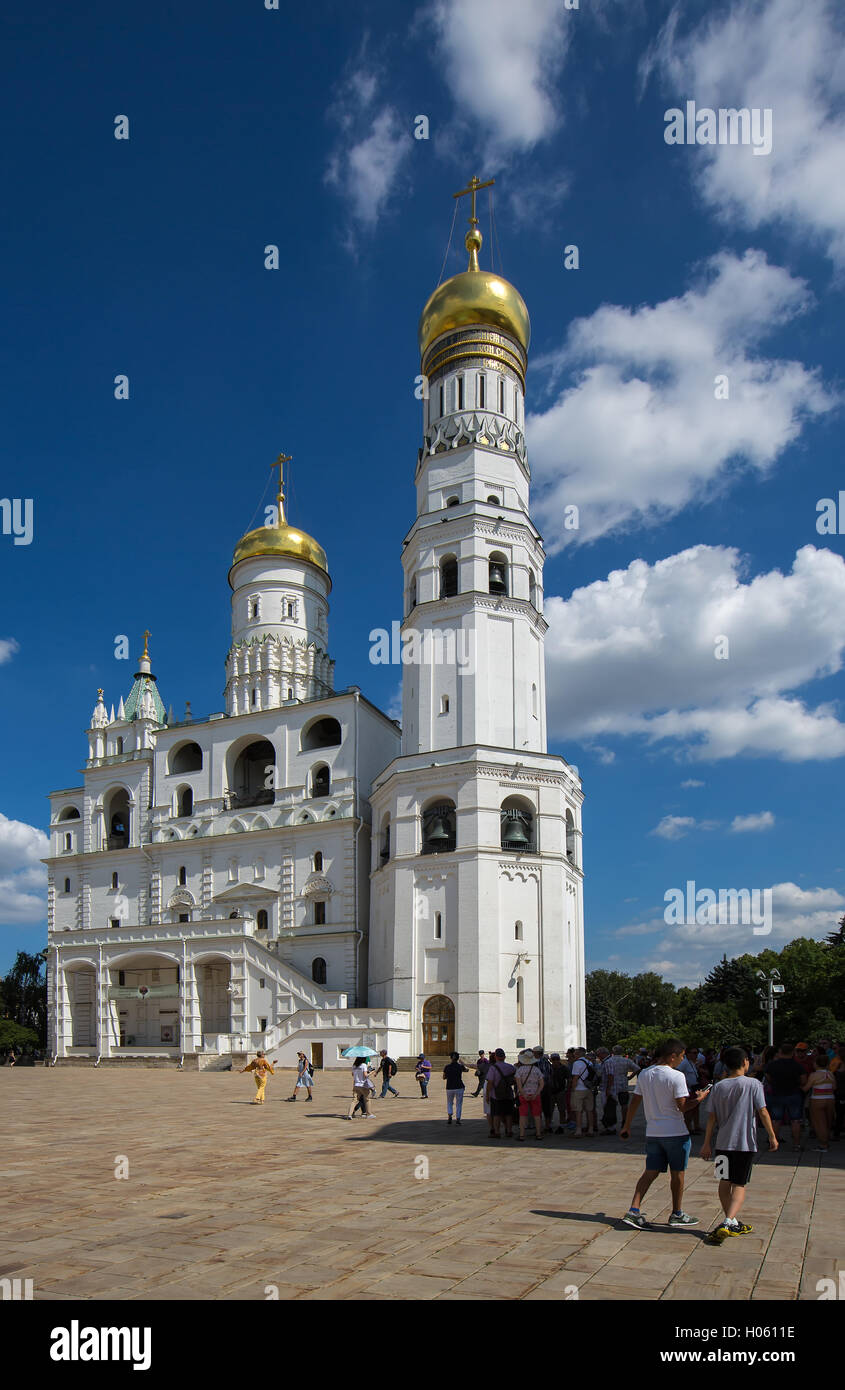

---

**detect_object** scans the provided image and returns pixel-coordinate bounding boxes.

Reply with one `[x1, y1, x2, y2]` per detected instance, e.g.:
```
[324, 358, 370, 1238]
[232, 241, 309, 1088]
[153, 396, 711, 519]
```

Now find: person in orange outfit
[240, 1050, 275, 1104]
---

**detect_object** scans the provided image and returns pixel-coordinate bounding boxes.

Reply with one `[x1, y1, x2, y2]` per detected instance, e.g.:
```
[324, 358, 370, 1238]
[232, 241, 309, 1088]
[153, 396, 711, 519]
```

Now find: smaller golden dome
[230, 453, 329, 583]
[231, 521, 328, 575]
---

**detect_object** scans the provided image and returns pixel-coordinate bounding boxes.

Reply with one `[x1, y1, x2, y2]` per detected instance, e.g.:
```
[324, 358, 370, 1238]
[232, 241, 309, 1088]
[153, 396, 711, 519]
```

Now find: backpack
[388, 1059, 398, 1076]
[491, 1065, 515, 1101]
[575, 1058, 598, 1091]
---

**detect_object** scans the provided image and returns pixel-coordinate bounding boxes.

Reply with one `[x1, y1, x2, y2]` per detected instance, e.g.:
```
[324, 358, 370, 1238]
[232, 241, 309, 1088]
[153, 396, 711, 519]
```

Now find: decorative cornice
[167, 889, 196, 909]
[422, 410, 527, 468]
[300, 872, 334, 899]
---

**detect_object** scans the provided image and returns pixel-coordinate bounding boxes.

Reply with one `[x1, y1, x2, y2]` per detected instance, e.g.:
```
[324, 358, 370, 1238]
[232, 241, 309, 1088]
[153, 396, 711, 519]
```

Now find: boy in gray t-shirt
[701, 1047, 777, 1244]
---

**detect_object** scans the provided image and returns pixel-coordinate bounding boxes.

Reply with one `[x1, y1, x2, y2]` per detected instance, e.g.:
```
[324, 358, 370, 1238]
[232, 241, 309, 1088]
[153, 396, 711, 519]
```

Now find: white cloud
[325, 50, 410, 242]
[0, 813, 47, 925]
[731, 811, 775, 832]
[644, 0, 845, 267]
[681, 779, 705, 788]
[652, 815, 696, 840]
[529, 251, 835, 548]
[545, 543, 845, 761]
[615, 882, 845, 983]
[430, 0, 573, 163]
[646, 959, 682, 976]
[0, 638, 19, 665]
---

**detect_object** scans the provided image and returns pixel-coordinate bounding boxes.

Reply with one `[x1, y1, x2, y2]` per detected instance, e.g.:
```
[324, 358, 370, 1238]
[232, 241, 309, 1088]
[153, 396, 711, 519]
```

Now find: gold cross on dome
[272, 452, 292, 521]
[141, 630, 151, 659]
[453, 175, 495, 226]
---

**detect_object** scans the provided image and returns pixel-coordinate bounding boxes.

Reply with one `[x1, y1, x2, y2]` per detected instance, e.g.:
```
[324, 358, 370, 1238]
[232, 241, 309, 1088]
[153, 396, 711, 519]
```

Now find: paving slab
[3, 1070, 841, 1301]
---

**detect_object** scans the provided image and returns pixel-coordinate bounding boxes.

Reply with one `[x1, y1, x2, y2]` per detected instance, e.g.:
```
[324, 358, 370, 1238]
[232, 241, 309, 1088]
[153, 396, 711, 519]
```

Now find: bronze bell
[489, 562, 507, 594]
[426, 814, 451, 844]
[503, 813, 530, 848]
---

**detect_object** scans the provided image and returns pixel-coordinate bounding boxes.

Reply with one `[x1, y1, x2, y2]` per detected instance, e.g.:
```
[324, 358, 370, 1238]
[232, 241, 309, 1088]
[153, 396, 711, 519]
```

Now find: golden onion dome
[418, 225, 530, 360]
[231, 520, 328, 575]
[230, 455, 329, 583]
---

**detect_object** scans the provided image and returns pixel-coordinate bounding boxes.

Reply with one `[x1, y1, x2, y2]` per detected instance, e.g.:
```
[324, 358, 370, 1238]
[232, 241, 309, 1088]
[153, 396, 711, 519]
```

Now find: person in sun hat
[515, 1048, 545, 1141]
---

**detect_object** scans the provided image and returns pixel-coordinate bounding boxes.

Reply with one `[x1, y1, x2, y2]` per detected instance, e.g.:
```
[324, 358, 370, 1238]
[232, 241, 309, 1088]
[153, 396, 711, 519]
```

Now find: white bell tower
[368, 179, 586, 1058]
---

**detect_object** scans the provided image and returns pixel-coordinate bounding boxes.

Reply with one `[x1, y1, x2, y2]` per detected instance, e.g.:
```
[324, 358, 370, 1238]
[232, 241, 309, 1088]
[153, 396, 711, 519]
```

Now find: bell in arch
[503, 812, 530, 849]
[426, 814, 451, 844]
[489, 561, 507, 594]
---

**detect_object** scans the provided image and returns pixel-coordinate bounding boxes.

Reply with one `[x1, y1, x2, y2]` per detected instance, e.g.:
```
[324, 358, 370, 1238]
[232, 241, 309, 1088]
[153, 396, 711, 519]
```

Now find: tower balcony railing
[223, 788, 275, 811]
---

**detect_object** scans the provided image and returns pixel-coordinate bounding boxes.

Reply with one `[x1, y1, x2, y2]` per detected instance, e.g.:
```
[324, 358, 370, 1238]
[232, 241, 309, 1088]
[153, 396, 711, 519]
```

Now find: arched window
[380, 818, 390, 864]
[178, 787, 193, 817]
[477, 373, 486, 409]
[529, 573, 538, 609]
[65, 832, 72, 851]
[250, 598, 260, 619]
[487, 495, 500, 505]
[421, 799, 456, 854]
[501, 795, 535, 853]
[111, 871, 118, 890]
[516, 977, 524, 1024]
[116, 737, 124, 754]
[566, 810, 576, 863]
[531, 683, 538, 718]
[311, 764, 330, 798]
[434, 911, 442, 940]
[313, 851, 323, 872]
[498, 377, 505, 414]
[229, 739, 275, 808]
[170, 742, 203, 775]
[105, 788, 130, 850]
[446, 495, 460, 508]
[301, 718, 342, 751]
[256, 909, 268, 932]
[178, 866, 187, 886]
[439, 382, 444, 417]
[488, 552, 508, 595]
[314, 902, 326, 925]
[409, 574, 417, 611]
[64, 878, 71, 894]
[440, 555, 458, 599]
[58, 806, 80, 822]
[312, 957, 327, 985]
[515, 920, 523, 940]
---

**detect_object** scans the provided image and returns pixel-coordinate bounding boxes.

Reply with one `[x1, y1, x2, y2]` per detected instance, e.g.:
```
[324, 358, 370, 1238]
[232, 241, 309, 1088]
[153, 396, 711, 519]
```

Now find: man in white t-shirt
[619, 1037, 711, 1229]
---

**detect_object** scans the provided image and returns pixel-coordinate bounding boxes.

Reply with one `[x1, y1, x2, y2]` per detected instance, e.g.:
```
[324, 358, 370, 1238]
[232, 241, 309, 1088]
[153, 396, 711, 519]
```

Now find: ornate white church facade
[44, 192, 586, 1066]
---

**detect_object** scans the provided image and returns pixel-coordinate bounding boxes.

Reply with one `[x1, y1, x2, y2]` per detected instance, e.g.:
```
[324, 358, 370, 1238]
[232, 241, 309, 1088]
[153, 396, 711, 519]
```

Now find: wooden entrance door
[311, 1043, 323, 1070]
[422, 995, 455, 1054]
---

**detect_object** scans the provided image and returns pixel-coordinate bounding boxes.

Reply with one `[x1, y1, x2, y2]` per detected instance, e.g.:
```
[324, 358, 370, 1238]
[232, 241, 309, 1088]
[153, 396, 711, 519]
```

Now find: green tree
[0, 950, 47, 1043]
[0, 1020, 39, 1049]
[824, 914, 845, 949]
[700, 954, 757, 1006]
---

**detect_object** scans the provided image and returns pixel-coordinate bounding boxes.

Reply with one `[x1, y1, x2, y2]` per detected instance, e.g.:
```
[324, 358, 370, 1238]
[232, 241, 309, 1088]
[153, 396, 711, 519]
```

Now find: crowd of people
[240, 1036, 845, 1146]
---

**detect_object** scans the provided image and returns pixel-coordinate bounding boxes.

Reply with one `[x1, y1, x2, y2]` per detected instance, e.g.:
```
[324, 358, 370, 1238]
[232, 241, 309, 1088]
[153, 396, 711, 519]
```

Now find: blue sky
[2, 0, 844, 984]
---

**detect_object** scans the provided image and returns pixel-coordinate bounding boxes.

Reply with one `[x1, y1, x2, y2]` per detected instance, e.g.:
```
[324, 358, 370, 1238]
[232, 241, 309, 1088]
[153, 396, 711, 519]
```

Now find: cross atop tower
[141, 630, 151, 659]
[453, 175, 495, 227]
[272, 452, 292, 523]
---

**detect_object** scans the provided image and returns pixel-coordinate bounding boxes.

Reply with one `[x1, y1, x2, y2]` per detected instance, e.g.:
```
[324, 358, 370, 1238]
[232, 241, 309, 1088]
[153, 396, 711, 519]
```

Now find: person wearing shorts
[570, 1049, 596, 1136]
[702, 1047, 777, 1243]
[486, 1049, 516, 1138]
[763, 1043, 806, 1151]
[515, 1050, 545, 1141]
[620, 1038, 710, 1229]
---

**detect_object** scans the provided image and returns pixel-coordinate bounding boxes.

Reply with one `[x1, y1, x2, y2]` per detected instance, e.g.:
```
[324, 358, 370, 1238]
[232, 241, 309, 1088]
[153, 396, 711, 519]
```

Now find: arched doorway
[108, 954, 180, 1047]
[196, 958, 231, 1036]
[68, 967, 97, 1046]
[422, 994, 455, 1054]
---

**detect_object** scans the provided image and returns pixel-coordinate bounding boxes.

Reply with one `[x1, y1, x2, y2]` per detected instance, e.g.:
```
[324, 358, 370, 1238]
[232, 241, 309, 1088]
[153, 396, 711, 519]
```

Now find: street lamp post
[756, 969, 785, 1048]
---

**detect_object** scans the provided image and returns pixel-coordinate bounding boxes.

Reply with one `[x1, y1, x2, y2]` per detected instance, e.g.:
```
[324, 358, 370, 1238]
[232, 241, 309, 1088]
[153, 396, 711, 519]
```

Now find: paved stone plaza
[3, 1070, 842, 1301]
